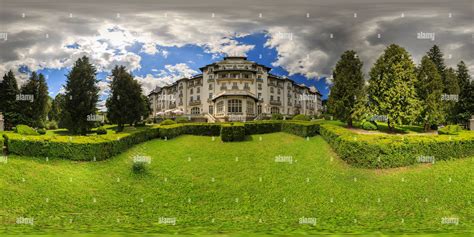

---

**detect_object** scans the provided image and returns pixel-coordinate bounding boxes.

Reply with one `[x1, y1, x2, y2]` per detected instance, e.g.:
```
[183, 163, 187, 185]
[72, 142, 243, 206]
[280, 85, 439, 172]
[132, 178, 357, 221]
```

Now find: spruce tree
[19, 72, 39, 126]
[63, 56, 99, 134]
[455, 61, 473, 123]
[106, 65, 148, 131]
[328, 50, 365, 127]
[427, 45, 447, 91]
[443, 68, 461, 123]
[0, 70, 21, 129]
[368, 44, 421, 131]
[416, 56, 444, 131]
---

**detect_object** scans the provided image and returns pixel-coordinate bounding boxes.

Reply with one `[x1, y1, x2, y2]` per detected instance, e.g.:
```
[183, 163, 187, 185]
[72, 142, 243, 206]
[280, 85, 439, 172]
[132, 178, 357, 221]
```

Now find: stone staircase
[204, 113, 217, 123]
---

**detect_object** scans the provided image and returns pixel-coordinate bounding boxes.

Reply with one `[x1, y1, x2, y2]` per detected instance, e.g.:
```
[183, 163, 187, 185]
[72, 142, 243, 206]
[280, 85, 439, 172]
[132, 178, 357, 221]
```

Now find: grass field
[0, 133, 472, 236]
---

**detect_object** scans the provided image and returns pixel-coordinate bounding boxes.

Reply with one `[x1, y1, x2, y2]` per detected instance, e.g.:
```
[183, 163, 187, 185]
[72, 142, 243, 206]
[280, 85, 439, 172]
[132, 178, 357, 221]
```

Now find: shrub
[14, 125, 38, 135]
[271, 113, 284, 120]
[37, 128, 47, 135]
[292, 114, 310, 121]
[46, 121, 58, 130]
[134, 122, 146, 127]
[438, 125, 462, 135]
[132, 161, 147, 174]
[319, 123, 474, 168]
[281, 121, 320, 137]
[96, 126, 107, 135]
[160, 119, 176, 125]
[323, 114, 333, 120]
[221, 124, 246, 142]
[361, 121, 378, 131]
[244, 121, 282, 134]
[176, 116, 190, 123]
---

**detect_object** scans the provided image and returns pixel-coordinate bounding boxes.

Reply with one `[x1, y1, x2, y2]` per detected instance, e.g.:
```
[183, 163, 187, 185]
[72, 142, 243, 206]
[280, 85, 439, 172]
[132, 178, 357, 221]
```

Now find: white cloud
[136, 63, 198, 94]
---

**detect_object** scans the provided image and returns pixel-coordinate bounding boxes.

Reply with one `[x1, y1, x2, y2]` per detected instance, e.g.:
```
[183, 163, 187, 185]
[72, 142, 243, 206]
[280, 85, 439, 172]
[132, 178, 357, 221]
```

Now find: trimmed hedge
[159, 123, 221, 139]
[5, 127, 160, 161]
[319, 124, 474, 168]
[15, 125, 38, 135]
[244, 121, 282, 134]
[221, 124, 246, 142]
[281, 122, 320, 137]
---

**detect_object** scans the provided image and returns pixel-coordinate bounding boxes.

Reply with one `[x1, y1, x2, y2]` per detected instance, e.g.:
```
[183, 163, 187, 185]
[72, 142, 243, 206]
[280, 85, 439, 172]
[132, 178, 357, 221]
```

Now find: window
[277, 89, 281, 95]
[277, 96, 280, 102]
[191, 107, 200, 114]
[258, 93, 262, 99]
[258, 84, 262, 90]
[270, 95, 274, 101]
[209, 75, 213, 79]
[209, 84, 213, 90]
[197, 87, 200, 93]
[209, 93, 213, 99]
[209, 68, 213, 72]
[217, 101, 224, 113]
[271, 107, 280, 114]
[197, 95, 200, 101]
[247, 101, 254, 114]
[232, 82, 238, 89]
[209, 105, 213, 114]
[270, 87, 274, 93]
[244, 74, 250, 79]
[257, 105, 262, 114]
[228, 99, 242, 113]
[190, 88, 193, 94]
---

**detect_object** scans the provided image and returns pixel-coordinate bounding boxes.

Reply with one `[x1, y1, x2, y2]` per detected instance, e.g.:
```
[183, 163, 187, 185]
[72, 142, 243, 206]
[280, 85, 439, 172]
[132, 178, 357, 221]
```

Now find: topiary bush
[37, 128, 47, 135]
[176, 116, 190, 123]
[14, 125, 38, 135]
[244, 121, 282, 134]
[438, 125, 462, 135]
[292, 114, 310, 121]
[46, 121, 58, 130]
[96, 126, 107, 135]
[221, 124, 246, 142]
[361, 121, 378, 131]
[160, 119, 177, 125]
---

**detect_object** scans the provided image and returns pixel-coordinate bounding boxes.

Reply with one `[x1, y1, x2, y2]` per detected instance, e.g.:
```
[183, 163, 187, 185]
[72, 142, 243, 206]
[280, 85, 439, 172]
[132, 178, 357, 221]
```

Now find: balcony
[270, 100, 282, 106]
[189, 100, 202, 106]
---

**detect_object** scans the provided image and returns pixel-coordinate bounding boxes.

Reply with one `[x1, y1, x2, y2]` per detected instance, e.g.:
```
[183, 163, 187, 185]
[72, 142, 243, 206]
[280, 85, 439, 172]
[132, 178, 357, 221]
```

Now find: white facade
[148, 56, 322, 122]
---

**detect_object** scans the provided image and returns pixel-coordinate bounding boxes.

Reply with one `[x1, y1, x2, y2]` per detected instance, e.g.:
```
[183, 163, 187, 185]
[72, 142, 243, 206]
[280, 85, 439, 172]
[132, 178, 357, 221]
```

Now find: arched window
[191, 107, 200, 114]
[228, 99, 242, 113]
[271, 107, 280, 114]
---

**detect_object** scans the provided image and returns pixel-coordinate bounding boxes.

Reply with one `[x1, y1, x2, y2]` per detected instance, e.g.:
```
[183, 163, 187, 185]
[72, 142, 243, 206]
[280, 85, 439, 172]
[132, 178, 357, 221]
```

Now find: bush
[160, 119, 177, 125]
[292, 114, 310, 121]
[221, 124, 246, 142]
[132, 161, 147, 174]
[96, 126, 107, 135]
[244, 121, 282, 134]
[46, 121, 58, 130]
[281, 121, 320, 137]
[14, 125, 38, 135]
[176, 116, 190, 123]
[319, 123, 474, 168]
[361, 121, 378, 131]
[271, 113, 284, 120]
[323, 114, 333, 120]
[37, 128, 47, 135]
[438, 125, 462, 135]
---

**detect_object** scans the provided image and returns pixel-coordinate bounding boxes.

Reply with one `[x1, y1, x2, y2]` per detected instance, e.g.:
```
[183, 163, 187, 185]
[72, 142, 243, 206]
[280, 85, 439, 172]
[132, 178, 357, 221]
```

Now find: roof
[211, 91, 259, 102]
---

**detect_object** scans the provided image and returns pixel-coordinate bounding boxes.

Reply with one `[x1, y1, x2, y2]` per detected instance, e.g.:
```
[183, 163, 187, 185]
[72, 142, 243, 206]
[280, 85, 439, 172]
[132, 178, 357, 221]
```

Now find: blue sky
[36, 31, 329, 105]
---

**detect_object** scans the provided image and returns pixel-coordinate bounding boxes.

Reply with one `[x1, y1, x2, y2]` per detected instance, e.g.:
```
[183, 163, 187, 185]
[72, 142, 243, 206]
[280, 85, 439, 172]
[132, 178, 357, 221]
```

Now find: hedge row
[221, 124, 246, 142]
[243, 120, 320, 137]
[319, 124, 474, 168]
[158, 123, 221, 139]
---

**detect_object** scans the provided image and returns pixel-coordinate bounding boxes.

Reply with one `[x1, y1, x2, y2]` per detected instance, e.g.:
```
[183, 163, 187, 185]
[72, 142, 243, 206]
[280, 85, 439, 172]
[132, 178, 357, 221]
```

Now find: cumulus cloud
[136, 63, 198, 94]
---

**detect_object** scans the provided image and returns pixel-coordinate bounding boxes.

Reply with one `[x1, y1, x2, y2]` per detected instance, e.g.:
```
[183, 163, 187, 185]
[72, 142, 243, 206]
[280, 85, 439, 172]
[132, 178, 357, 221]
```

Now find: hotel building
[148, 56, 322, 122]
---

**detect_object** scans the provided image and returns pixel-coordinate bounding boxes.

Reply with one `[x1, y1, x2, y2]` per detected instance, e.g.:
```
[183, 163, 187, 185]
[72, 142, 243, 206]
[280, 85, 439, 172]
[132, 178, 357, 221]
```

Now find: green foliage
[281, 121, 320, 137]
[368, 44, 421, 130]
[320, 123, 474, 168]
[271, 113, 283, 120]
[292, 114, 310, 121]
[175, 116, 190, 123]
[443, 68, 461, 123]
[328, 50, 365, 127]
[158, 123, 221, 139]
[96, 126, 107, 135]
[220, 124, 245, 142]
[17, 72, 49, 128]
[455, 61, 473, 123]
[132, 161, 147, 174]
[63, 56, 100, 135]
[438, 125, 462, 135]
[244, 121, 282, 134]
[0, 70, 21, 130]
[46, 120, 58, 130]
[416, 56, 445, 130]
[361, 121, 378, 130]
[37, 128, 46, 135]
[106, 66, 149, 130]
[427, 45, 447, 86]
[49, 94, 66, 127]
[14, 125, 38, 135]
[160, 119, 176, 125]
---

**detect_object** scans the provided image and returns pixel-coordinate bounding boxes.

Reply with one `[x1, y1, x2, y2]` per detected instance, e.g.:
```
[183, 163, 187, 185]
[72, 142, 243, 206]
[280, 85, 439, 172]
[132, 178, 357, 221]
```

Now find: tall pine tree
[328, 50, 365, 127]
[106, 65, 148, 131]
[368, 44, 421, 131]
[63, 56, 99, 134]
[427, 45, 446, 91]
[416, 56, 444, 131]
[0, 70, 21, 129]
[455, 61, 473, 123]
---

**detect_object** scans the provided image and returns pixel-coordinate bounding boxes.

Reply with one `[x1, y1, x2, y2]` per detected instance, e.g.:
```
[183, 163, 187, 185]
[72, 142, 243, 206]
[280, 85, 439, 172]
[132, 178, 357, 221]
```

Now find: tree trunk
[347, 118, 353, 128]
[387, 119, 393, 132]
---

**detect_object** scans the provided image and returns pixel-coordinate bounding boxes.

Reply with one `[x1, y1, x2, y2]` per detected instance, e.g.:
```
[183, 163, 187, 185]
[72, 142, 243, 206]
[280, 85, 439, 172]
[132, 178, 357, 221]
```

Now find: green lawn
[0, 133, 472, 236]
